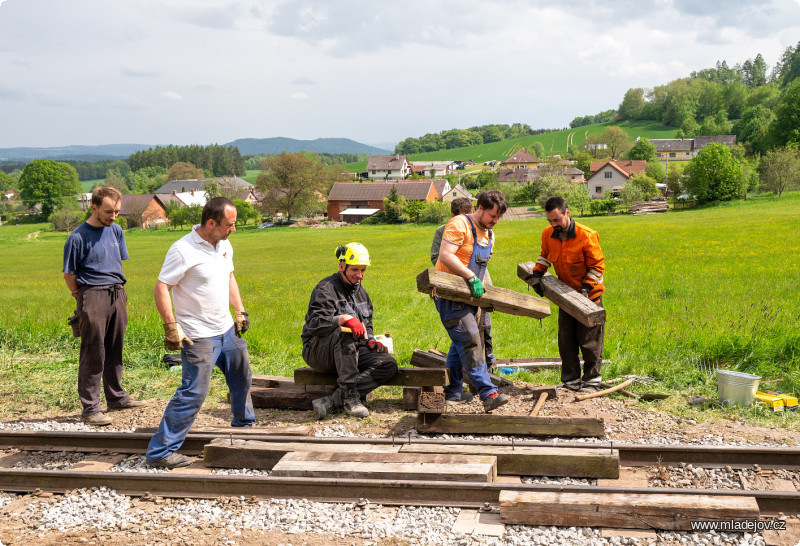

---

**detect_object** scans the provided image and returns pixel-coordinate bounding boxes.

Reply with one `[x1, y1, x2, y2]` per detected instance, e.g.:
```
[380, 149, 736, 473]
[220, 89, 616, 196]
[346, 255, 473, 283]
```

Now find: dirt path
[25, 231, 41, 240]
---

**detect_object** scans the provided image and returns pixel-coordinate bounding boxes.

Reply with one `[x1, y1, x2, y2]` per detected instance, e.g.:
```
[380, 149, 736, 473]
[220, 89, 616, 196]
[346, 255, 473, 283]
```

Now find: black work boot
[312, 388, 342, 420]
[342, 386, 369, 418]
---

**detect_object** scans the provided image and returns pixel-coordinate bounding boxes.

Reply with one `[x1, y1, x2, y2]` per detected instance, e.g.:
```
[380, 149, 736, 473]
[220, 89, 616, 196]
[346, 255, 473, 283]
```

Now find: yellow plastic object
[755, 391, 784, 412]
[767, 391, 798, 410]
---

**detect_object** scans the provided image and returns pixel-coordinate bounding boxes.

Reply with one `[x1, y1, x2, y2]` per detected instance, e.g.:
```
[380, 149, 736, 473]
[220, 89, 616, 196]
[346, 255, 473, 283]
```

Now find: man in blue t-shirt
[62, 186, 145, 426]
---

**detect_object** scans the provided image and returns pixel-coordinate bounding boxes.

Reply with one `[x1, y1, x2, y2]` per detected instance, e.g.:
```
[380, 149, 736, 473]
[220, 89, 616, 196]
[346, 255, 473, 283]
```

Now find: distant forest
[128, 144, 245, 177]
[394, 124, 564, 155]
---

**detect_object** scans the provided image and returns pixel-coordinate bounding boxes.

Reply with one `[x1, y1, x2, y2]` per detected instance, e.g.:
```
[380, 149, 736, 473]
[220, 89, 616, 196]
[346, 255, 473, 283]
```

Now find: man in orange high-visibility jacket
[527, 196, 606, 393]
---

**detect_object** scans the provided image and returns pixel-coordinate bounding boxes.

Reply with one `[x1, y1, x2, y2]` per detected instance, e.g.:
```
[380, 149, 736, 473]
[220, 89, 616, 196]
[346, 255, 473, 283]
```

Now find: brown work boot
[342, 387, 369, 418]
[82, 412, 112, 426]
[482, 392, 509, 413]
[107, 399, 147, 411]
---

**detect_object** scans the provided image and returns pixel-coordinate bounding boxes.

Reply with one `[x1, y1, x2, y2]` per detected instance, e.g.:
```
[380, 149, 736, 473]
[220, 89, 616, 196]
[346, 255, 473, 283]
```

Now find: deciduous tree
[684, 142, 746, 203]
[625, 138, 656, 161]
[167, 161, 204, 182]
[257, 152, 345, 221]
[601, 126, 630, 159]
[19, 159, 81, 218]
[758, 145, 800, 197]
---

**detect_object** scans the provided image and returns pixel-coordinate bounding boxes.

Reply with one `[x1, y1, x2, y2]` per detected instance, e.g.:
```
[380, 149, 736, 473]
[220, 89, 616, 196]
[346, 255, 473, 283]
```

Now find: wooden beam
[294, 367, 449, 387]
[416, 269, 550, 319]
[517, 262, 606, 327]
[499, 491, 760, 531]
[400, 444, 618, 478]
[403, 387, 421, 410]
[416, 414, 605, 438]
[270, 451, 497, 482]
[249, 387, 331, 410]
[409, 349, 446, 368]
[251, 374, 296, 389]
[203, 438, 401, 470]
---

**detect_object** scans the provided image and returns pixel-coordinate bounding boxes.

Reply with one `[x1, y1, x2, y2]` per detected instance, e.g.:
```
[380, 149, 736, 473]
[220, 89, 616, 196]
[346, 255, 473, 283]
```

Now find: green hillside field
[0, 192, 798, 424]
[342, 120, 677, 172]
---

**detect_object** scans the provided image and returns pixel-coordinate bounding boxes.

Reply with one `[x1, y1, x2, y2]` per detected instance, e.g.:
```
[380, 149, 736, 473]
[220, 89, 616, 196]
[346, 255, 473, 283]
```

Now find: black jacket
[301, 272, 375, 346]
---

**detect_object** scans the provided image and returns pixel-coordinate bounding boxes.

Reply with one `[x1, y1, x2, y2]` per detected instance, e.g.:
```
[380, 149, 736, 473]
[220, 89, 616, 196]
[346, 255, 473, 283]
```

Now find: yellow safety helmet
[336, 242, 371, 266]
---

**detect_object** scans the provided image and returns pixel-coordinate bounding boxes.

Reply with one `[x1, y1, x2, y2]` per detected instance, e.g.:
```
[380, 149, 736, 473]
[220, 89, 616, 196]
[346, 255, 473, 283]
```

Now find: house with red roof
[587, 160, 647, 199]
[500, 148, 540, 170]
[327, 181, 440, 222]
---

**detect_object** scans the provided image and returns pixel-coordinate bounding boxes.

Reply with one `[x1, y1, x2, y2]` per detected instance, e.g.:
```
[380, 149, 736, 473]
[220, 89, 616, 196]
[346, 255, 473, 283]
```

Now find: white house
[365, 155, 411, 180]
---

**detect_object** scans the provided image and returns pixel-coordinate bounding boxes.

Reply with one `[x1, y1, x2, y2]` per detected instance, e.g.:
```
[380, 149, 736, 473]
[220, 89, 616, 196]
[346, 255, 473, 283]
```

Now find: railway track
[1, 430, 799, 515]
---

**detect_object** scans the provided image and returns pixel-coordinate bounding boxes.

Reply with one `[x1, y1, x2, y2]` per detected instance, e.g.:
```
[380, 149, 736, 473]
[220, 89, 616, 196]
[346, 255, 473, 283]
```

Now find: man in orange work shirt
[526, 196, 606, 392]
[435, 189, 509, 412]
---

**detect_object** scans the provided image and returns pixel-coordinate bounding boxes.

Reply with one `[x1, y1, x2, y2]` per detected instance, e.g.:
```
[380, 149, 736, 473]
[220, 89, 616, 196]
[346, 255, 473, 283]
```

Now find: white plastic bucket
[374, 334, 394, 354]
[717, 370, 761, 407]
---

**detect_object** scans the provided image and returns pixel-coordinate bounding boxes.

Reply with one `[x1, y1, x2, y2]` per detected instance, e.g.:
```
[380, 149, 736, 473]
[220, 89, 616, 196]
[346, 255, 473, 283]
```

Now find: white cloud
[290, 91, 308, 100]
[160, 91, 183, 101]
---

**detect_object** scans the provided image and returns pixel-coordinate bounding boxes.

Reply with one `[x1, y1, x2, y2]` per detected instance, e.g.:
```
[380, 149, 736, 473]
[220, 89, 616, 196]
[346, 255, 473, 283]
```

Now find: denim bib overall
[434, 215, 498, 401]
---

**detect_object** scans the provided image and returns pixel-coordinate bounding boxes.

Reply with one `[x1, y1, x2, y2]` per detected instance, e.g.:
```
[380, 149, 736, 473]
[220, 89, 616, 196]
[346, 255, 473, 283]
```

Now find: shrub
[114, 216, 127, 229]
[49, 208, 84, 232]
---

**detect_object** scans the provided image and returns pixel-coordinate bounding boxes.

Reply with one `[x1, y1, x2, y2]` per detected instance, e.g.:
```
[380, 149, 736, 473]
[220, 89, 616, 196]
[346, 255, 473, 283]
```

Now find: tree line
[128, 144, 245, 177]
[394, 124, 564, 155]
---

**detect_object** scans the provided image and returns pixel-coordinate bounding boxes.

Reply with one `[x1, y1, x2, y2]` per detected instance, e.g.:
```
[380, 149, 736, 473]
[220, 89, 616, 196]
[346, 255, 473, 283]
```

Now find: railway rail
[1, 430, 799, 515]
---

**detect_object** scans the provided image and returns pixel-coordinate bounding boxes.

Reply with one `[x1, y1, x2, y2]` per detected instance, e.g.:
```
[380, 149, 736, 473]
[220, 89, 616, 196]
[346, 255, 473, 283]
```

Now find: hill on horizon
[226, 137, 391, 156]
[0, 137, 391, 162]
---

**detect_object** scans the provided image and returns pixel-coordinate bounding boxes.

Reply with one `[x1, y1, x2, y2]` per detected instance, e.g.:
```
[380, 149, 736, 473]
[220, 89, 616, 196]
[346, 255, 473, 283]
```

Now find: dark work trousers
[559, 296, 604, 386]
[483, 311, 495, 366]
[302, 330, 398, 397]
[77, 284, 131, 417]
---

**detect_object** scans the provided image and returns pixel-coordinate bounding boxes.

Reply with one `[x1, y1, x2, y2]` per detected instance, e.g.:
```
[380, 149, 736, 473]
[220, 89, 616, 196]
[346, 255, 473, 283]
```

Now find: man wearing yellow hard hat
[301, 242, 398, 419]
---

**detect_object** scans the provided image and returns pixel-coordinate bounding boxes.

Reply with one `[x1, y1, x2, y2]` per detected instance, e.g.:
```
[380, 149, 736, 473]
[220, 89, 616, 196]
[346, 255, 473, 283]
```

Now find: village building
[408, 160, 456, 178]
[500, 148, 540, 170]
[364, 155, 411, 180]
[587, 160, 647, 199]
[442, 184, 473, 203]
[649, 135, 737, 164]
[327, 180, 441, 222]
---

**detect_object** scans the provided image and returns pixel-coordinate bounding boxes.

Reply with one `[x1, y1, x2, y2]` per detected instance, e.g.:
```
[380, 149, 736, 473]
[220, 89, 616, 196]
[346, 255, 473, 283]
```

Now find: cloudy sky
[1, 0, 799, 149]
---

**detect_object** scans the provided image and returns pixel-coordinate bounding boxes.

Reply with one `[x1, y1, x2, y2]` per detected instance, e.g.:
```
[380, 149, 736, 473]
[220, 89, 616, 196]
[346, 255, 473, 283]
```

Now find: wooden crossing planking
[517, 263, 606, 327]
[249, 386, 327, 410]
[499, 491, 760, 531]
[68, 454, 127, 472]
[416, 269, 551, 319]
[203, 438, 402, 470]
[294, 367, 448, 387]
[270, 451, 497, 482]
[419, 387, 446, 414]
[417, 414, 605, 438]
[400, 444, 619, 478]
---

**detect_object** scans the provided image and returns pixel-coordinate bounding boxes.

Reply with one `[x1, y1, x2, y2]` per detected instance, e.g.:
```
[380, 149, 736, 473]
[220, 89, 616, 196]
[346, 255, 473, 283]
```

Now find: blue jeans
[146, 326, 254, 461]
[434, 298, 497, 402]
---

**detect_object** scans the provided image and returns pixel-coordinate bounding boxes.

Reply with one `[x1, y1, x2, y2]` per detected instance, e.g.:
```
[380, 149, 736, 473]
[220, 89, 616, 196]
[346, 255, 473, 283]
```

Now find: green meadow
[343, 121, 677, 172]
[1, 193, 799, 420]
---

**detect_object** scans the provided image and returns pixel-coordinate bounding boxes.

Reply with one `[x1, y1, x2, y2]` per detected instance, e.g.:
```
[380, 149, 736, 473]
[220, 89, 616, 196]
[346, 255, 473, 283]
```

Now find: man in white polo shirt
[145, 196, 255, 469]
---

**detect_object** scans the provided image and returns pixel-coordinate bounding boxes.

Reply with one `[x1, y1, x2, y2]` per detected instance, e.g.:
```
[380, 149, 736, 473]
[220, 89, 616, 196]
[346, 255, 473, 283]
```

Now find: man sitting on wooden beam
[434, 190, 510, 412]
[525, 196, 606, 393]
[301, 242, 398, 420]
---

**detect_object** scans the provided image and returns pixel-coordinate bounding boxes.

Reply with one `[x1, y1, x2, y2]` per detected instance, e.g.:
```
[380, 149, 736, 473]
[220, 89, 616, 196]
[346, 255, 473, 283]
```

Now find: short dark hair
[450, 197, 473, 216]
[91, 186, 121, 207]
[202, 196, 235, 226]
[544, 196, 568, 213]
[476, 189, 508, 215]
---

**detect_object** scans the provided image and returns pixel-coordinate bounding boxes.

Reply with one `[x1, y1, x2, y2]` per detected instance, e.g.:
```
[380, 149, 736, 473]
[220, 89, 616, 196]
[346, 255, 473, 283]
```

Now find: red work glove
[367, 339, 387, 353]
[344, 317, 365, 338]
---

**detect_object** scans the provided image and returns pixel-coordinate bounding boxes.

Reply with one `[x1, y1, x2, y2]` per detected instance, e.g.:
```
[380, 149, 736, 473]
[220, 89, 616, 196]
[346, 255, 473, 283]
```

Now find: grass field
[1, 193, 798, 419]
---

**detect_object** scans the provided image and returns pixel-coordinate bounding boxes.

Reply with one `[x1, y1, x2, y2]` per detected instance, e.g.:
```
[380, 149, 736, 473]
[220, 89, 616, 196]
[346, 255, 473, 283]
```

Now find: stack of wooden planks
[629, 199, 670, 215]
